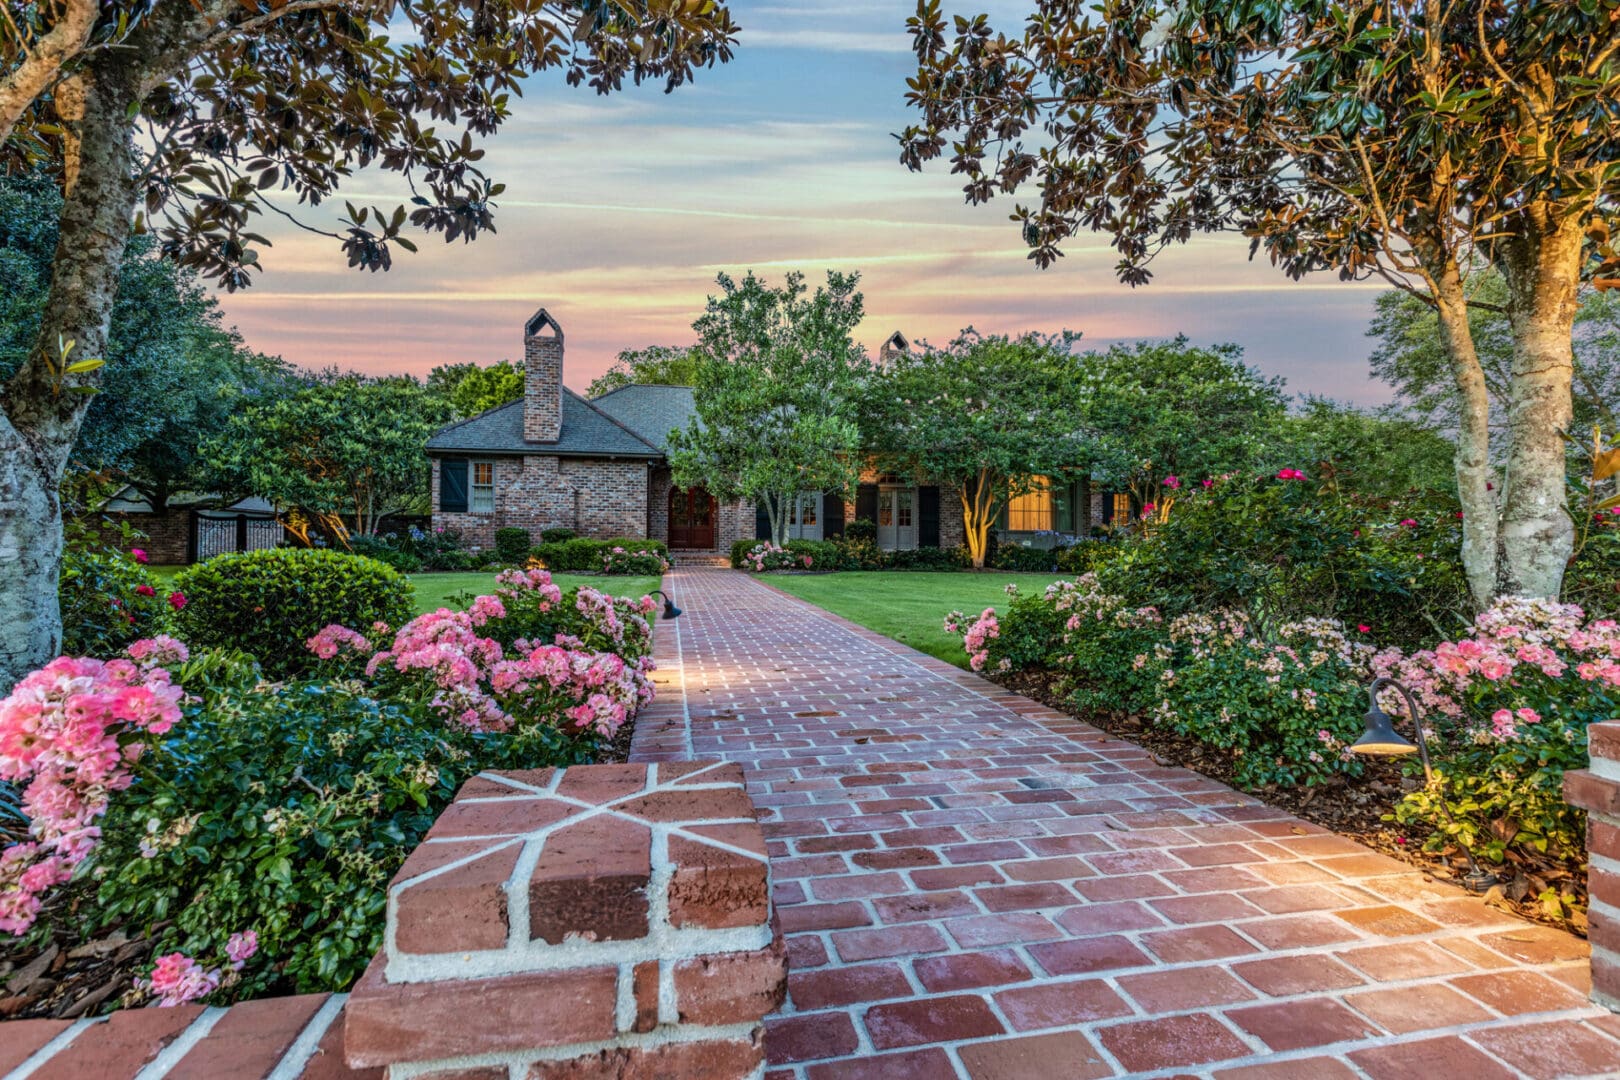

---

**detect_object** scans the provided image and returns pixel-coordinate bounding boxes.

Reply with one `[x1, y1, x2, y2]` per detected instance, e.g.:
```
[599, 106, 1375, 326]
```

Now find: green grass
[761, 571, 1067, 667]
[408, 572, 664, 614]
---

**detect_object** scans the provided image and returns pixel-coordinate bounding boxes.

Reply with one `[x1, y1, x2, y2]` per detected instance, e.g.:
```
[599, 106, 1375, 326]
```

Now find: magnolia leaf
[63, 358, 105, 375]
[1594, 447, 1620, 482]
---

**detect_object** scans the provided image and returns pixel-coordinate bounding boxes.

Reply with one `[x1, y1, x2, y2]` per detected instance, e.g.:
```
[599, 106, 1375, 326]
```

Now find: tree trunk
[1495, 211, 1583, 599]
[0, 60, 140, 688]
[1430, 260, 1499, 610]
[768, 491, 788, 548]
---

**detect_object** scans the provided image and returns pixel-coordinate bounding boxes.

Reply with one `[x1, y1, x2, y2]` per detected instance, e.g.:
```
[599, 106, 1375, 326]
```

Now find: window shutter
[440, 459, 469, 513]
[855, 483, 878, 525]
[823, 492, 846, 539]
[918, 486, 940, 548]
[755, 499, 771, 540]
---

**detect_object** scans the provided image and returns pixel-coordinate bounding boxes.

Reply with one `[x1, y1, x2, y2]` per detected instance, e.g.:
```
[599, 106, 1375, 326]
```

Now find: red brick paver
[633, 568, 1619, 1077]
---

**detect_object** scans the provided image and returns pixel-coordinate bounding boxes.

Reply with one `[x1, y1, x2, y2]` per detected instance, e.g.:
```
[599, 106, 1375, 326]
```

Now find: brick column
[343, 761, 785, 1077]
[1565, 720, 1620, 1011]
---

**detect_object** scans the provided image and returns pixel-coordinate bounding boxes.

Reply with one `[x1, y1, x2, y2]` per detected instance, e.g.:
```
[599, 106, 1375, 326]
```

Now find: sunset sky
[216, 2, 1395, 405]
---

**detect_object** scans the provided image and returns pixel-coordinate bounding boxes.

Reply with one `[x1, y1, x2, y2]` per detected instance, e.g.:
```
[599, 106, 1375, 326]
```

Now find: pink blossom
[226, 930, 259, 969]
[1162, 475, 1181, 489]
[130, 548, 148, 564]
[1399, 519, 1417, 528]
[135, 584, 156, 598]
[1275, 468, 1306, 481]
[167, 591, 187, 611]
[1201, 478, 1213, 488]
[145, 953, 220, 1006]
[1357, 624, 1371, 634]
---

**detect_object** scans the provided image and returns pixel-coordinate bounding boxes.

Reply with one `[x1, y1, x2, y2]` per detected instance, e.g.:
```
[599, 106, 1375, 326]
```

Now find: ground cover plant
[0, 567, 660, 1017]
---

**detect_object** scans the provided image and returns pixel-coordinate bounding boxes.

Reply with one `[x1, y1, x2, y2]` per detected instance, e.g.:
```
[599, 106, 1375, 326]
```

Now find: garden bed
[997, 665, 1589, 937]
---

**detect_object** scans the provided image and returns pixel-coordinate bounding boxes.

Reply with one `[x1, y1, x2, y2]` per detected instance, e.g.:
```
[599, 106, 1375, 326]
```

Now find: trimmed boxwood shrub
[885, 546, 968, 571]
[730, 538, 758, 569]
[991, 544, 1059, 573]
[172, 549, 413, 676]
[494, 527, 532, 563]
[540, 527, 577, 543]
[785, 539, 841, 570]
[534, 537, 670, 572]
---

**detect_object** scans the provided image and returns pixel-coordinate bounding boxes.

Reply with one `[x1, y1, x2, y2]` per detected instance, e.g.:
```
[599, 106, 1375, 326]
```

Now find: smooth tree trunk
[1429, 258, 1500, 610]
[0, 59, 140, 688]
[1494, 213, 1583, 600]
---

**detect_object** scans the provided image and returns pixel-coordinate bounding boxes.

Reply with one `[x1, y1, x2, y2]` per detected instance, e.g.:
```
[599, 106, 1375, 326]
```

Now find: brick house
[426, 308, 1125, 557]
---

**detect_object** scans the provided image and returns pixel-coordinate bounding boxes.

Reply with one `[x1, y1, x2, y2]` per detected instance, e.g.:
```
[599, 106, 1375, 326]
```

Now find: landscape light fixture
[1350, 676, 1499, 893]
[650, 590, 682, 619]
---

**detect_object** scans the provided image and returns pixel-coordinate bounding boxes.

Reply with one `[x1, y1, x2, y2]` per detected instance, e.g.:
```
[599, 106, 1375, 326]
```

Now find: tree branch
[0, 0, 98, 144]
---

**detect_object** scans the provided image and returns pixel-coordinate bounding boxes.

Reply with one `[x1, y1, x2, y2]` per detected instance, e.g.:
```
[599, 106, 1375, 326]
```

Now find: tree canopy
[203, 373, 451, 543]
[587, 345, 702, 398]
[668, 271, 870, 546]
[427, 359, 524, 419]
[898, 0, 1620, 607]
[867, 329, 1091, 567]
[1076, 338, 1288, 509]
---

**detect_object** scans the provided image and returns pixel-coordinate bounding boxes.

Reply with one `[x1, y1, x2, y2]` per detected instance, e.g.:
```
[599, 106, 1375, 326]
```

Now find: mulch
[996, 667, 1589, 938]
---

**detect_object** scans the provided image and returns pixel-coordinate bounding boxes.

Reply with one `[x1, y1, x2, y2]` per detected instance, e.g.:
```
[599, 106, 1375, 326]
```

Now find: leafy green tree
[204, 375, 452, 543]
[1370, 274, 1620, 434]
[1076, 339, 1287, 510]
[668, 272, 870, 546]
[587, 345, 703, 397]
[868, 329, 1091, 568]
[0, 172, 287, 509]
[1268, 398, 1459, 499]
[900, 0, 1620, 608]
[427, 359, 524, 419]
[0, 1, 738, 684]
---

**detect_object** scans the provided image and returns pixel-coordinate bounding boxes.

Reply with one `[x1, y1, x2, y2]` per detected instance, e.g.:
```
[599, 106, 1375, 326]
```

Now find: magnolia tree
[899, 0, 1620, 608]
[1077, 338, 1288, 510]
[0, 0, 738, 686]
[668, 271, 869, 546]
[868, 329, 1091, 568]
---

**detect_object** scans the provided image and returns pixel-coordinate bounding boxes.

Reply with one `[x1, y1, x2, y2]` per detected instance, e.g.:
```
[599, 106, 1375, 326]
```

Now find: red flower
[130, 548, 148, 564]
[168, 591, 188, 611]
[1275, 468, 1305, 481]
[1357, 624, 1371, 634]
[135, 584, 156, 597]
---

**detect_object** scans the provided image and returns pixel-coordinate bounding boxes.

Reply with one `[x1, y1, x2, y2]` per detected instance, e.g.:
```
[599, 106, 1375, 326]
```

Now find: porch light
[650, 589, 682, 619]
[1350, 677, 1498, 893]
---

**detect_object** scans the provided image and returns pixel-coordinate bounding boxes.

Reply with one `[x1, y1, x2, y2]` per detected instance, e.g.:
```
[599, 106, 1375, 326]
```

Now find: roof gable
[427, 391, 661, 458]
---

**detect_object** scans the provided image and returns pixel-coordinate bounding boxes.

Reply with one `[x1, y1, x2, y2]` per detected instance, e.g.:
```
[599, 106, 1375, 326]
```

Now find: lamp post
[649, 590, 682, 619]
[1350, 676, 1499, 894]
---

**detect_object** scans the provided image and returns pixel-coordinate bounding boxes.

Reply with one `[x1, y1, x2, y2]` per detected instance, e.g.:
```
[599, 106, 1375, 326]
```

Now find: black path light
[1350, 676, 1499, 893]
[650, 590, 682, 619]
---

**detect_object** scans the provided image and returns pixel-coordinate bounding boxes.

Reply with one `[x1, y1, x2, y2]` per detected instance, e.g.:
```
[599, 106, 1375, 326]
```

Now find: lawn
[762, 571, 1067, 667]
[408, 571, 664, 614]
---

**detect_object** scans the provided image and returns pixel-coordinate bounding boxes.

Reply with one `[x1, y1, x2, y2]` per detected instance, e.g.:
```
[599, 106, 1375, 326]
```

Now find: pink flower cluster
[363, 608, 511, 732]
[1374, 597, 1620, 739]
[141, 930, 257, 1006]
[306, 624, 374, 661]
[1275, 468, 1307, 481]
[0, 647, 186, 933]
[495, 567, 563, 610]
[951, 608, 1000, 671]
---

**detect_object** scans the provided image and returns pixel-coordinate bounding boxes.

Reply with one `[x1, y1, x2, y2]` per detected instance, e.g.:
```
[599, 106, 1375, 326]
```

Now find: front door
[669, 487, 717, 549]
[876, 486, 917, 551]
[787, 493, 823, 541]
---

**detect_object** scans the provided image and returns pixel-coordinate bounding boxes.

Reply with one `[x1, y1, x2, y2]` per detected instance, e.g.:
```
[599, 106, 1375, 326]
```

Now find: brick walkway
[630, 568, 1620, 1079]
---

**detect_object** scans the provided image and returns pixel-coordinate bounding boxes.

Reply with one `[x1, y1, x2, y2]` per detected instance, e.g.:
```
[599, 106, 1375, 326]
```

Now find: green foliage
[1054, 539, 1122, 577]
[494, 527, 532, 564]
[883, 546, 967, 571]
[1099, 475, 1470, 652]
[990, 545, 1058, 573]
[59, 532, 169, 656]
[540, 527, 578, 543]
[204, 374, 451, 539]
[601, 545, 670, 576]
[843, 518, 877, 542]
[426, 360, 524, 419]
[587, 345, 703, 399]
[785, 539, 841, 571]
[172, 550, 413, 676]
[668, 271, 870, 546]
[0, 172, 287, 506]
[533, 538, 667, 573]
[834, 537, 886, 570]
[1268, 397, 1458, 499]
[347, 534, 423, 574]
[867, 329, 1090, 567]
[1075, 338, 1287, 507]
[729, 538, 759, 570]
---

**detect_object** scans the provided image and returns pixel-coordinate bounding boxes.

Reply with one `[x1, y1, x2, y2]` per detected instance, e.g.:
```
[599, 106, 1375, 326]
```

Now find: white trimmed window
[471, 461, 496, 513]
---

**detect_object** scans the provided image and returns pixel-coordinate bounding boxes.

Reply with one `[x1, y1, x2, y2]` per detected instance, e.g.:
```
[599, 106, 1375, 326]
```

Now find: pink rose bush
[0, 645, 185, 933]
[740, 542, 802, 572]
[601, 545, 671, 575]
[138, 929, 259, 1007]
[1371, 596, 1620, 861]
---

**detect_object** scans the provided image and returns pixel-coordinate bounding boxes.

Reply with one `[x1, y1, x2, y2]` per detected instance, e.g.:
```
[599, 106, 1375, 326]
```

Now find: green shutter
[918, 486, 940, 548]
[440, 459, 468, 513]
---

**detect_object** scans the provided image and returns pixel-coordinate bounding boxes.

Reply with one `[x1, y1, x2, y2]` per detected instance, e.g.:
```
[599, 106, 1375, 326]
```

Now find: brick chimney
[524, 308, 563, 443]
[878, 330, 910, 367]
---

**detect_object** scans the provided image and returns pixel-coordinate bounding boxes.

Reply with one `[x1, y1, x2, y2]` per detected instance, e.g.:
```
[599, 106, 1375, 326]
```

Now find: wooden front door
[669, 487, 717, 549]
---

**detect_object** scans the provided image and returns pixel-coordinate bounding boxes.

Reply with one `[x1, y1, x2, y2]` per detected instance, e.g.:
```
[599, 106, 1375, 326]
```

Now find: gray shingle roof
[426, 390, 662, 458]
[588, 384, 698, 453]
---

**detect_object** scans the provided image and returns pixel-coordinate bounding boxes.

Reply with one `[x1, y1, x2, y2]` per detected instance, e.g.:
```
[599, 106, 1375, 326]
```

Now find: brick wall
[1565, 723, 1620, 1010]
[431, 456, 651, 551]
[80, 508, 191, 564]
[0, 762, 785, 1079]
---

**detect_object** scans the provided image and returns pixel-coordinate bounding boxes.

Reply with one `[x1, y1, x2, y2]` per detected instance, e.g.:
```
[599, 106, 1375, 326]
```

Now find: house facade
[426, 308, 1127, 557]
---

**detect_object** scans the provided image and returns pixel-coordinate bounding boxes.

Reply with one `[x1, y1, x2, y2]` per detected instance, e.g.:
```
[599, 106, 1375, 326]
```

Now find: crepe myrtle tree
[668, 271, 870, 546]
[0, 0, 738, 686]
[868, 329, 1092, 568]
[899, 0, 1620, 608]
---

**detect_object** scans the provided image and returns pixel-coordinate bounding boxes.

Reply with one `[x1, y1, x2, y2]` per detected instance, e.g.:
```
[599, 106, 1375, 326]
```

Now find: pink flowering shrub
[59, 543, 172, 658]
[0, 648, 184, 933]
[740, 542, 802, 573]
[1374, 597, 1620, 862]
[602, 545, 670, 575]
